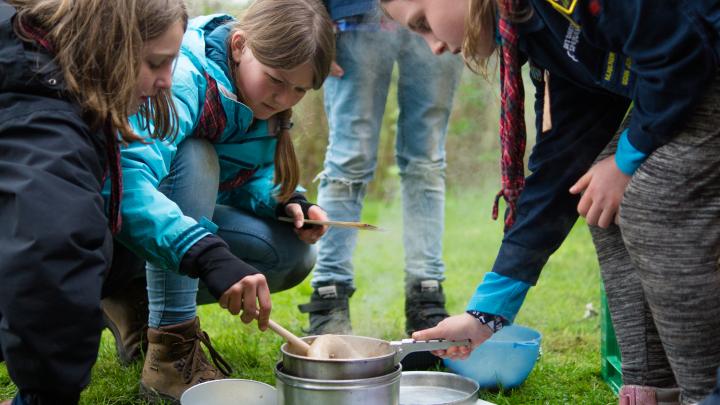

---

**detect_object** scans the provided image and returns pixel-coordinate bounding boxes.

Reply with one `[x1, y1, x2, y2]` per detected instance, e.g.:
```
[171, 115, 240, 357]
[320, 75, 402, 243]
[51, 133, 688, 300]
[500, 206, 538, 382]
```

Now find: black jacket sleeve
[0, 105, 112, 396]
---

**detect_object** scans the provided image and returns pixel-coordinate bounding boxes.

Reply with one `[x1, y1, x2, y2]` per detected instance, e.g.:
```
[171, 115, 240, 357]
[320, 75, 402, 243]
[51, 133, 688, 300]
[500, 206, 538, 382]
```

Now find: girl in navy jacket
[384, 0, 720, 402]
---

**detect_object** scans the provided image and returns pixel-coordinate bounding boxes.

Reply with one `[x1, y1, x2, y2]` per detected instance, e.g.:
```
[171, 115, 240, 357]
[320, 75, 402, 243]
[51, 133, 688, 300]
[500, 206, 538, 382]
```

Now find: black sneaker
[405, 279, 449, 335]
[402, 279, 449, 370]
[298, 284, 354, 335]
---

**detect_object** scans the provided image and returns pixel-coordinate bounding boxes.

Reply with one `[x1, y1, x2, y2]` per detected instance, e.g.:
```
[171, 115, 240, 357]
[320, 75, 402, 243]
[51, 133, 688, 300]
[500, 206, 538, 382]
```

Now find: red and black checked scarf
[20, 20, 124, 234]
[492, 0, 527, 232]
[195, 72, 227, 143]
[195, 73, 257, 190]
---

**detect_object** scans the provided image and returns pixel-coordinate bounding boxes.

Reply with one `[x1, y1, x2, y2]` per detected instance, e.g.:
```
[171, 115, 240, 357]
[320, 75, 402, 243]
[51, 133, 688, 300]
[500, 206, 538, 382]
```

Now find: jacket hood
[181, 14, 237, 90]
[204, 16, 234, 81]
[0, 1, 65, 96]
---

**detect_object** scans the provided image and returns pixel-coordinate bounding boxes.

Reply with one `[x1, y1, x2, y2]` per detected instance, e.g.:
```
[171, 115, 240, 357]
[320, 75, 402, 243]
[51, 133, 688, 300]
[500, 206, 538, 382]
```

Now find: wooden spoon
[267, 319, 311, 355]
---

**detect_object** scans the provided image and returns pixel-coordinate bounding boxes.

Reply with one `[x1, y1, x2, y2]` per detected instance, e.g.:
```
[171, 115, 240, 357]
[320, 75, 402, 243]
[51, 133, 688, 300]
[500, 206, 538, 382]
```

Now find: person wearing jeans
[301, 1, 464, 343]
[144, 138, 317, 329]
[100, 7, 335, 402]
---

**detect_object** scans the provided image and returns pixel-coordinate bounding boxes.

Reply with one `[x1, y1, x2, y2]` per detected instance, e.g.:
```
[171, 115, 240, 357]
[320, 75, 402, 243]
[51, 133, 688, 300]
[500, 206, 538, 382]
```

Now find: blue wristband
[614, 129, 647, 176]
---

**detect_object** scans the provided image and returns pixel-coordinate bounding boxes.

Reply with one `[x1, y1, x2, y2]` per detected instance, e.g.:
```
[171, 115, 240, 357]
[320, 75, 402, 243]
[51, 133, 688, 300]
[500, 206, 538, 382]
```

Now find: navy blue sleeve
[492, 71, 630, 285]
[324, 0, 376, 20]
[580, 0, 717, 155]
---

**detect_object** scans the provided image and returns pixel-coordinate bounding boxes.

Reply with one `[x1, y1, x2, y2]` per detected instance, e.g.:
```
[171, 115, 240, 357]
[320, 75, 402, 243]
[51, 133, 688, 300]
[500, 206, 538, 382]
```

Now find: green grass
[0, 191, 616, 404]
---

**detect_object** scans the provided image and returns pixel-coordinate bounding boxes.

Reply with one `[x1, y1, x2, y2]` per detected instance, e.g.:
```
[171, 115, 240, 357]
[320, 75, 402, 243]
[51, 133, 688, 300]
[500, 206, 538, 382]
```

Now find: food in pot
[306, 334, 364, 359]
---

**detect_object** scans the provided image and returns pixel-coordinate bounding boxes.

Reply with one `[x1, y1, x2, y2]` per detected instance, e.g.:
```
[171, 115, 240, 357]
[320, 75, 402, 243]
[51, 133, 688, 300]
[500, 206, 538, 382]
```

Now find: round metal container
[400, 371, 479, 405]
[275, 362, 402, 405]
[281, 335, 398, 380]
[179, 378, 276, 405]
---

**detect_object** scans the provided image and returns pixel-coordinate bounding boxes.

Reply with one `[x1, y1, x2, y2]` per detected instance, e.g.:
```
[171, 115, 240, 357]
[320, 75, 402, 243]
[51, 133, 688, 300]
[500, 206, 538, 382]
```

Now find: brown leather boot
[619, 385, 681, 405]
[139, 317, 232, 403]
[101, 278, 149, 366]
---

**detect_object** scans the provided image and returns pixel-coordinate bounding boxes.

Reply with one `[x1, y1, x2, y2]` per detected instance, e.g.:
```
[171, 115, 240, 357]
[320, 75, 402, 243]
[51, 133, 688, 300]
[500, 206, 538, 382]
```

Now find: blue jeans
[700, 368, 720, 405]
[147, 138, 316, 328]
[313, 26, 464, 289]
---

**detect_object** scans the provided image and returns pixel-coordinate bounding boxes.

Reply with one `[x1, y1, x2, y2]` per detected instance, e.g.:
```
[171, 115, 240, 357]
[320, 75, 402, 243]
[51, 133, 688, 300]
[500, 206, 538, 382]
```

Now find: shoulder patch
[545, 0, 579, 15]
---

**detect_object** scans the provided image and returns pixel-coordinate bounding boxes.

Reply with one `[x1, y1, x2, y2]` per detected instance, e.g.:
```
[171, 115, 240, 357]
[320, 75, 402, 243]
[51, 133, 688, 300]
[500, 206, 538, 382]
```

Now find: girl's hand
[284, 203, 328, 244]
[411, 313, 493, 360]
[218, 273, 272, 331]
[570, 155, 631, 228]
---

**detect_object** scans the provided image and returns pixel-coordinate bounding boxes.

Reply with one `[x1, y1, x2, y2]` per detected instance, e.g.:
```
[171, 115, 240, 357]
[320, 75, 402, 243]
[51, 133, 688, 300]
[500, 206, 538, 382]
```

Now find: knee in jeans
[180, 138, 219, 171]
[269, 246, 316, 293]
[316, 173, 369, 201]
[398, 160, 445, 181]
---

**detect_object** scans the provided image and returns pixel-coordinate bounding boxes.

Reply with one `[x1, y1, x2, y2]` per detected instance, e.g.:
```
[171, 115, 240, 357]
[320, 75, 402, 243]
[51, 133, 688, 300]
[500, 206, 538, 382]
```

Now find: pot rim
[275, 362, 403, 384]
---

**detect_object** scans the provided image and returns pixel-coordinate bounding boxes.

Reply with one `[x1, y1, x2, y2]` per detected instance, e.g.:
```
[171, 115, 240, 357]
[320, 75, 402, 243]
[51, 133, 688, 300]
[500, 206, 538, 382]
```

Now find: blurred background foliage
[185, 0, 537, 203]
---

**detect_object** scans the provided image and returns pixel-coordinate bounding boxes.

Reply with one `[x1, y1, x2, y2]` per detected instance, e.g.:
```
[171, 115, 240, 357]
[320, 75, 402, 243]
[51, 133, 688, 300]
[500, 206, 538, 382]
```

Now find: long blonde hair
[463, 0, 499, 74]
[9, 0, 188, 142]
[230, 0, 334, 202]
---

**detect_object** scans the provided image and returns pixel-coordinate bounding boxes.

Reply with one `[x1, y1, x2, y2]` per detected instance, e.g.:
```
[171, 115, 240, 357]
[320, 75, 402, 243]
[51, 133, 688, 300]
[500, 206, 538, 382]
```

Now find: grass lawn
[0, 190, 617, 404]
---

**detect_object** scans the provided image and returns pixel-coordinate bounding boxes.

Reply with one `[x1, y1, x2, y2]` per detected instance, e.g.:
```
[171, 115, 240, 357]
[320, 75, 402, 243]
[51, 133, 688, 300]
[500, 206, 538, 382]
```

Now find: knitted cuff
[466, 310, 506, 333]
[275, 193, 319, 229]
[275, 193, 311, 218]
[180, 234, 260, 299]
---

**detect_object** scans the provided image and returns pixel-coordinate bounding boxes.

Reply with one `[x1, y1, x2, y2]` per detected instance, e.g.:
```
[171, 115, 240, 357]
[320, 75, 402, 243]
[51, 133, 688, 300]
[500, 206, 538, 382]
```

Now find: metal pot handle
[390, 338, 471, 362]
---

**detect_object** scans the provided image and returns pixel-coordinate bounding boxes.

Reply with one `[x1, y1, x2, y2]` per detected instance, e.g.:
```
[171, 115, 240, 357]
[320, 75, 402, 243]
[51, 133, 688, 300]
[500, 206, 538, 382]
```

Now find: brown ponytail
[273, 109, 300, 203]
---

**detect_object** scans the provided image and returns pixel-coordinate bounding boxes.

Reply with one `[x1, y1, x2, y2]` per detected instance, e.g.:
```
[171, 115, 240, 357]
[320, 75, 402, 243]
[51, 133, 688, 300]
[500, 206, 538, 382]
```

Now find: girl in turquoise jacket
[101, 0, 334, 401]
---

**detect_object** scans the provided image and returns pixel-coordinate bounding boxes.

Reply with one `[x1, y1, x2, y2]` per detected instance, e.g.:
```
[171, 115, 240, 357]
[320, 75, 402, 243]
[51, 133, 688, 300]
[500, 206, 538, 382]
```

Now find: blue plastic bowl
[443, 324, 541, 389]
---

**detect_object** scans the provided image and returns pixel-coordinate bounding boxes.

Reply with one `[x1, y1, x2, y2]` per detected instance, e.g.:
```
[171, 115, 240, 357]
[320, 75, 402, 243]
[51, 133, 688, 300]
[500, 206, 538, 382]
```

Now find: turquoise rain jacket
[106, 15, 281, 272]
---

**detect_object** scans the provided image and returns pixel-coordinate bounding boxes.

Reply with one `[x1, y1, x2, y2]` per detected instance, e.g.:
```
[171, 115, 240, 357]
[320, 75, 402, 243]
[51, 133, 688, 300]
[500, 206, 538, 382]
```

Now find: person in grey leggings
[590, 79, 720, 404]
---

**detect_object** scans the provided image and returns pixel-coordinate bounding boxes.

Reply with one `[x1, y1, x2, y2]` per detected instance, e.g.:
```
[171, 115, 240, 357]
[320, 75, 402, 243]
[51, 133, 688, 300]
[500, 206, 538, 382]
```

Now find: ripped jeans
[312, 25, 464, 289]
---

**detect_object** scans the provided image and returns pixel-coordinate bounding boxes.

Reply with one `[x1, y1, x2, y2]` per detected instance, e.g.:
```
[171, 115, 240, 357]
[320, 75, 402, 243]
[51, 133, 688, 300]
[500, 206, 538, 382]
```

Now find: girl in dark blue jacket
[384, 0, 720, 403]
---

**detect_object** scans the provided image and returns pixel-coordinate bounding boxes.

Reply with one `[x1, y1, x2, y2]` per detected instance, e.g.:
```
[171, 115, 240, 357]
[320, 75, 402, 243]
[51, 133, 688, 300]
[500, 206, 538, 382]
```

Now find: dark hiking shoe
[140, 317, 232, 404]
[402, 279, 449, 370]
[405, 279, 449, 335]
[298, 285, 354, 335]
[101, 278, 149, 366]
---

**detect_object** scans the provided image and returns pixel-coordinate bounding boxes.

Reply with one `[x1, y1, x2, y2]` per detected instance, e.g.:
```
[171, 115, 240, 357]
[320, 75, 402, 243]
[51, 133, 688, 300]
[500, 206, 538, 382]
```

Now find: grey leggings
[590, 78, 720, 403]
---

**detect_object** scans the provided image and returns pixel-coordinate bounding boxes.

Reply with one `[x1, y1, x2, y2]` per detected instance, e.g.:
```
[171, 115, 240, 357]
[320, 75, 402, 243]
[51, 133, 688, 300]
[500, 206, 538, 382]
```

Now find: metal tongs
[390, 338, 471, 362]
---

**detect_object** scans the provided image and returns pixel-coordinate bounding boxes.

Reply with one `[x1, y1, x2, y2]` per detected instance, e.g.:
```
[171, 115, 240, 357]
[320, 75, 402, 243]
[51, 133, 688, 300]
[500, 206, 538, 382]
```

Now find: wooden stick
[278, 216, 380, 231]
[267, 319, 311, 355]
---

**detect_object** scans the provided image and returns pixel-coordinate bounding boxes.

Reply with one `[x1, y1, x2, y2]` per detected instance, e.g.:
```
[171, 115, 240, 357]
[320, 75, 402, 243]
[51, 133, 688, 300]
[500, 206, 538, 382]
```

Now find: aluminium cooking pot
[276, 362, 402, 405]
[281, 335, 469, 380]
